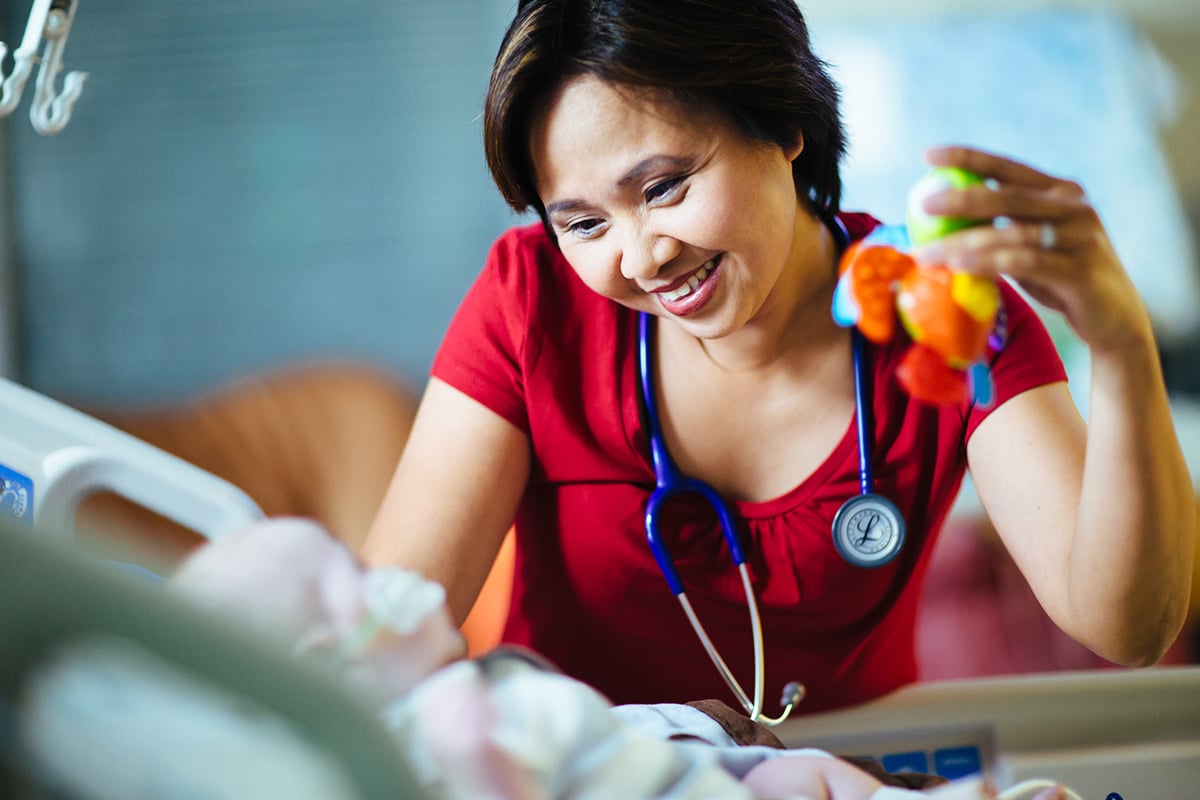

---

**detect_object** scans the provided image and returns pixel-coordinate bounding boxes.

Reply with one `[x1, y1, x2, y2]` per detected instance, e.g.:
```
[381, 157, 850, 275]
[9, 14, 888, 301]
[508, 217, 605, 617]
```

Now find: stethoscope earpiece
[780, 681, 806, 707]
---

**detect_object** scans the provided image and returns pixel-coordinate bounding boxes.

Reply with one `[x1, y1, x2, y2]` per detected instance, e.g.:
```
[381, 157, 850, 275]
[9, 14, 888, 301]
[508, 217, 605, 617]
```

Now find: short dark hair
[483, 0, 846, 224]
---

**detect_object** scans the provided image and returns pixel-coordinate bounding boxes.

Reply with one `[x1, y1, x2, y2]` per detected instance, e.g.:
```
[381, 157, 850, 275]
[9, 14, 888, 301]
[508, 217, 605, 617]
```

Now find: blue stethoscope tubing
[636, 217, 906, 725]
[851, 326, 874, 496]
[638, 310, 803, 726]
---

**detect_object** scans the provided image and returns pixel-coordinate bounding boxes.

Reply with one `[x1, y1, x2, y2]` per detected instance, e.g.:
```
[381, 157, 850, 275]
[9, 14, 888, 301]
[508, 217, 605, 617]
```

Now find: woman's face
[528, 75, 806, 340]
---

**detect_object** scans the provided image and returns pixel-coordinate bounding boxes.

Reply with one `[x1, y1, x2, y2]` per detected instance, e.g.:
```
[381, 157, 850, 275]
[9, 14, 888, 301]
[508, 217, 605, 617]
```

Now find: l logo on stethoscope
[832, 492, 905, 567]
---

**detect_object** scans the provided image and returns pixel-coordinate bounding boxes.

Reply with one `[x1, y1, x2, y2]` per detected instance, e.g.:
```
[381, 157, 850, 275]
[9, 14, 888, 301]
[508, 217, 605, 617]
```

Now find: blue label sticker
[934, 746, 983, 779]
[0, 463, 34, 525]
[881, 750, 930, 775]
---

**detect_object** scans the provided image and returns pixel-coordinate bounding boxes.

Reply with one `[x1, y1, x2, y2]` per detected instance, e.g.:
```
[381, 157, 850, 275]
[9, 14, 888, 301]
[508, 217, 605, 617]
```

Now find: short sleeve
[430, 227, 541, 433]
[964, 280, 1069, 439]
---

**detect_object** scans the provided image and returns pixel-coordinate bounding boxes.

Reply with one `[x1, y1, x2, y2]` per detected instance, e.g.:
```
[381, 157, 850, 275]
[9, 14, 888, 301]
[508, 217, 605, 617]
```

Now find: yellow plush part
[950, 273, 1000, 324]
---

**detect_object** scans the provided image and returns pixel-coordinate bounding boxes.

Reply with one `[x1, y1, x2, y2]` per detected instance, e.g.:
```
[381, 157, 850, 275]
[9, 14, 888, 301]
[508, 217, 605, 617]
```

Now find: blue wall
[3, 0, 524, 404]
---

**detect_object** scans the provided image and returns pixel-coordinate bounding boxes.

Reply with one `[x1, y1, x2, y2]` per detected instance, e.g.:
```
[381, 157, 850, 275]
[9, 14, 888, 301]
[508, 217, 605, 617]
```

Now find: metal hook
[0, 0, 49, 118]
[0, 0, 87, 135]
[30, 0, 87, 134]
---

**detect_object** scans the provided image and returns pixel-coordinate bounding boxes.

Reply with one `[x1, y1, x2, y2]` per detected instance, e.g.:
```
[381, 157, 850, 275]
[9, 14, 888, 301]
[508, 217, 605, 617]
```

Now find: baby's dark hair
[484, 0, 846, 226]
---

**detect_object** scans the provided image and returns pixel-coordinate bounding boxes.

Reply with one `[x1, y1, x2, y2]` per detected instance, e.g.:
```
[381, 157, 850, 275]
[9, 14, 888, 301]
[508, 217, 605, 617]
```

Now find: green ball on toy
[906, 166, 987, 247]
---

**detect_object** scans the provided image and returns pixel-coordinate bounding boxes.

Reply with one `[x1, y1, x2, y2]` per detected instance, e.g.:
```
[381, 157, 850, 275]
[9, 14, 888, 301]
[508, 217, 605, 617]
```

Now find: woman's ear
[785, 130, 804, 163]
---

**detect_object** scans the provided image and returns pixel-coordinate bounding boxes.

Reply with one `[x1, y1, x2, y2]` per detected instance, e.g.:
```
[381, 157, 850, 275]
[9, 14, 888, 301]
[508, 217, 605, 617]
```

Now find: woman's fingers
[920, 183, 1092, 226]
[924, 144, 1061, 190]
[912, 145, 1098, 275]
[912, 217, 1093, 272]
[911, 145, 1149, 351]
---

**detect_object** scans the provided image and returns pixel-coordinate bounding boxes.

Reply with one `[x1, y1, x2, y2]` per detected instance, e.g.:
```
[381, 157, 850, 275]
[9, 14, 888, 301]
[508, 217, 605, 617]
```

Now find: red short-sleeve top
[431, 217, 1067, 714]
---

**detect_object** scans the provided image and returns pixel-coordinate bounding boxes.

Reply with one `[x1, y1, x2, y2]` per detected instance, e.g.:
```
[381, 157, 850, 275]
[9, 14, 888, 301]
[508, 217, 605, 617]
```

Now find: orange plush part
[895, 266, 993, 367]
[839, 242, 915, 344]
[896, 344, 970, 405]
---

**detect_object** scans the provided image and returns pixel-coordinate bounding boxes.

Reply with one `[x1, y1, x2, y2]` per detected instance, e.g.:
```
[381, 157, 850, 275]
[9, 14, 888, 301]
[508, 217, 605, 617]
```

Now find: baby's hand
[338, 567, 467, 700]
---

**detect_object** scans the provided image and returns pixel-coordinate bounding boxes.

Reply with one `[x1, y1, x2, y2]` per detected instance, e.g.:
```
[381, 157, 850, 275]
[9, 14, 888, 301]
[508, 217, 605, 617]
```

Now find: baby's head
[169, 518, 466, 701]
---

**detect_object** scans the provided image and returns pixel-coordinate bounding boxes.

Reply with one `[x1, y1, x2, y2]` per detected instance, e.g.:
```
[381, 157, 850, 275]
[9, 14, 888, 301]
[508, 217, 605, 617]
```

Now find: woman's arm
[967, 370, 1192, 666]
[361, 377, 531, 624]
[921, 146, 1196, 666]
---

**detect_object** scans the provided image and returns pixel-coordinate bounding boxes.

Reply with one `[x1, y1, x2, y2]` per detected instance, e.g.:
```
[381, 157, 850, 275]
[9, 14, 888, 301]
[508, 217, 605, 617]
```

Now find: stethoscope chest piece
[831, 492, 906, 568]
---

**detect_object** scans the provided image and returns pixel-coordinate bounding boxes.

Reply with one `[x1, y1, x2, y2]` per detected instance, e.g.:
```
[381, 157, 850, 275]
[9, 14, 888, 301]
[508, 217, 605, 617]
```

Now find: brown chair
[75, 363, 418, 571]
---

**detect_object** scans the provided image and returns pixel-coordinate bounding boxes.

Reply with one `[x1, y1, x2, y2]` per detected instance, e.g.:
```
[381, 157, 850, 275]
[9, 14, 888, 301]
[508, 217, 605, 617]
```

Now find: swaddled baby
[169, 519, 1068, 800]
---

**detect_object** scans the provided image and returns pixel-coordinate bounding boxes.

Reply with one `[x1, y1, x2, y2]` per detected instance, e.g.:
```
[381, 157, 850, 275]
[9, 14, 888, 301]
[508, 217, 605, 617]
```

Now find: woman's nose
[620, 227, 681, 281]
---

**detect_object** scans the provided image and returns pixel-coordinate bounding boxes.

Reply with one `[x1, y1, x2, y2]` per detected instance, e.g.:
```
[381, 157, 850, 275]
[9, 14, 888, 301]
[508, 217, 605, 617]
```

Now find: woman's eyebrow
[546, 155, 692, 216]
[545, 198, 588, 216]
[616, 155, 691, 188]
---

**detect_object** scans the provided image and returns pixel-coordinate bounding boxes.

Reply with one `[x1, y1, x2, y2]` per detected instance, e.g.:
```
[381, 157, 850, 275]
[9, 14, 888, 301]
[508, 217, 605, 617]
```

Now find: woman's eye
[568, 217, 606, 239]
[645, 177, 685, 204]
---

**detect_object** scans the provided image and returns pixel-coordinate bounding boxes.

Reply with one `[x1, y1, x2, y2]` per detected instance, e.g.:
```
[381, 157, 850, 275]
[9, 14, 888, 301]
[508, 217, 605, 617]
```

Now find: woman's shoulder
[483, 222, 559, 283]
[485, 222, 620, 319]
[486, 222, 584, 286]
[494, 220, 556, 250]
[487, 221, 565, 273]
[994, 278, 1043, 326]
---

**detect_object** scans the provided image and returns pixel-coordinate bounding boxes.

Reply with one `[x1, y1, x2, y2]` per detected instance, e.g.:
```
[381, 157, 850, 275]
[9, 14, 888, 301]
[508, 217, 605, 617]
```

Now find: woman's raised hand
[911, 145, 1152, 355]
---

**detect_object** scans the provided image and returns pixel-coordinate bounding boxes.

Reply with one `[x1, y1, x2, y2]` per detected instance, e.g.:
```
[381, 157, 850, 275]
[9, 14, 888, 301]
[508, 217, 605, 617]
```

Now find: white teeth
[660, 259, 714, 302]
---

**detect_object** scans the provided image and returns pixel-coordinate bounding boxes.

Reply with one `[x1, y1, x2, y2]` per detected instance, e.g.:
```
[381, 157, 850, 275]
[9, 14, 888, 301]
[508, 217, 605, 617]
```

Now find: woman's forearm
[1067, 331, 1195, 665]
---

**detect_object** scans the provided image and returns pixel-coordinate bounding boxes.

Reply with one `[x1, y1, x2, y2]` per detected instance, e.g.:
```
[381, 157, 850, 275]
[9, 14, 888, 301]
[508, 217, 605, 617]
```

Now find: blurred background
[0, 0, 515, 403]
[0, 0, 1196, 407]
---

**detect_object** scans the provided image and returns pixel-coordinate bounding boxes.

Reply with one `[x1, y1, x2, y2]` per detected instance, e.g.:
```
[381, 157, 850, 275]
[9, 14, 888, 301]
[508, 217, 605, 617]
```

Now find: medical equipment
[0, 376, 263, 543]
[638, 309, 799, 726]
[831, 326, 907, 568]
[815, 216, 907, 567]
[774, 664, 1200, 799]
[0, 0, 87, 134]
[637, 218, 910, 723]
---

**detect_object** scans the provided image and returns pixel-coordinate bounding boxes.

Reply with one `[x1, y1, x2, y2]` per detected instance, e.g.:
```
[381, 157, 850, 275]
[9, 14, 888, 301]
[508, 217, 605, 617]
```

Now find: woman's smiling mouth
[653, 254, 722, 315]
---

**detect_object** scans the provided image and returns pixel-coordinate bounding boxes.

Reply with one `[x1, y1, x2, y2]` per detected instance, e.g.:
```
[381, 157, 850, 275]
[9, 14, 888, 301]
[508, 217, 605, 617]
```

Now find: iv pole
[0, 0, 86, 135]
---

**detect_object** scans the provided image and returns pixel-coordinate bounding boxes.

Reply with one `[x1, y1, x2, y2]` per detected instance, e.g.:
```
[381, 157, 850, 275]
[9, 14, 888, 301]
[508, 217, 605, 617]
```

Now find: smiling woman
[362, 0, 1195, 733]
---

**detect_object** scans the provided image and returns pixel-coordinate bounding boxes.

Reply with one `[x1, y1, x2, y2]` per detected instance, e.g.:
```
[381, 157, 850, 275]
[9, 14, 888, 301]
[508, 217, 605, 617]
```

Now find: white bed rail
[0, 377, 263, 541]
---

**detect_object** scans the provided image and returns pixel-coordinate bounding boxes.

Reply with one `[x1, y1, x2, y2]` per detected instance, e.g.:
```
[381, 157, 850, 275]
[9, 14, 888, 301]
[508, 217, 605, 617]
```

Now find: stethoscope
[637, 217, 906, 725]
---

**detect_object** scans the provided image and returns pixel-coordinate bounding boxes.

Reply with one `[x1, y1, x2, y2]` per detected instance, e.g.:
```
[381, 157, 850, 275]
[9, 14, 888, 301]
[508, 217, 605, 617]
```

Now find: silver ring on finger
[1039, 222, 1057, 250]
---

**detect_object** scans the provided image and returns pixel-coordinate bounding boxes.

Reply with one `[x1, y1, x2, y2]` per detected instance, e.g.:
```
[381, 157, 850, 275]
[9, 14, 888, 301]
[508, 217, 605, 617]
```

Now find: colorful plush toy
[832, 167, 1007, 406]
